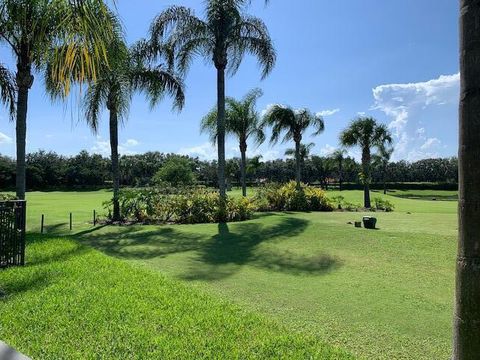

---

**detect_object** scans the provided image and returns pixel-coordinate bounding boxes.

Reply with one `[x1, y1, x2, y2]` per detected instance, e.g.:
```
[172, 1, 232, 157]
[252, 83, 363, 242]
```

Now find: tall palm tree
[83, 39, 184, 221]
[262, 105, 324, 189]
[149, 0, 276, 217]
[454, 1, 480, 358]
[372, 144, 393, 195]
[0, 63, 15, 117]
[201, 88, 265, 197]
[340, 117, 392, 208]
[0, 0, 120, 199]
[330, 149, 346, 191]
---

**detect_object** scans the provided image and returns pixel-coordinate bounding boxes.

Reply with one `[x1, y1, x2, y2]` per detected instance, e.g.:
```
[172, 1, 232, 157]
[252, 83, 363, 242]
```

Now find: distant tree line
[0, 150, 458, 191]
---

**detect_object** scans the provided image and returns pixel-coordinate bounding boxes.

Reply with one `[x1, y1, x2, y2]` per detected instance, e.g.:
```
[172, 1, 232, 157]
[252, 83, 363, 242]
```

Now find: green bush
[153, 157, 196, 187]
[106, 187, 255, 224]
[330, 195, 361, 212]
[0, 194, 15, 201]
[255, 181, 333, 212]
[374, 197, 395, 212]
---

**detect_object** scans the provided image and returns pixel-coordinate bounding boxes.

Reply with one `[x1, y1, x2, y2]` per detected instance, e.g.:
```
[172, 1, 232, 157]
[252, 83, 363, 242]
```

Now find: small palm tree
[201, 88, 265, 197]
[83, 39, 185, 221]
[246, 155, 263, 183]
[149, 0, 276, 215]
[0, 64, 15, 117]
[340, 117, 392, 208]
[263, 105, 324, 189]
[285, 142, 314, 182]
[0, 0, 120, 199]
[330, 149, 347, 191]
[372, 145, 393, 195]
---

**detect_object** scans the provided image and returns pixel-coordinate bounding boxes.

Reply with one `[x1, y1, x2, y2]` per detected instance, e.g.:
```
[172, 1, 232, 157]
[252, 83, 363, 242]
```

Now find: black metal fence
[0, 200, 26, 268]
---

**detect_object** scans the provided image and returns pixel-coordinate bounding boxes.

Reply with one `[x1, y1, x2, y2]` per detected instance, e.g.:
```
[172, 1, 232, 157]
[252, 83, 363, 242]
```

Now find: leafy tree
[153, 156, 195, 187]
[149, 0, 276, 216]
[83, 39, 184, 221]
[454, 1, 480, 357]
[0, 0, 120, 199]
[372, 145, 393, 194]
[263, 105, 324, 189]
[201, 88, 265, 196]
[340, 117, 392, 208]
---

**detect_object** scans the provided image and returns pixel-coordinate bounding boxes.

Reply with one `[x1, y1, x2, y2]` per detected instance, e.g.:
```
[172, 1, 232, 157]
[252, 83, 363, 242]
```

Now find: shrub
[0, 194, 16, 201]
[374, 197, 395, 212]
[330, 195, 361, 212]
[153, 157, 196, 187]
[255, 181, 333, 212]
[105, 187, 255, 224]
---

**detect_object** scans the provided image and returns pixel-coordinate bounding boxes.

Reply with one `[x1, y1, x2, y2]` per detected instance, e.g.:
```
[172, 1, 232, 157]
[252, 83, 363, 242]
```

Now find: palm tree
[149, 0, 276, 217]
[285, 142, 314, 182]
[372, 145, 393, 195]
[246, 155, 263, 183]
[454, 1, 480, 357]
[0, 64, 15, 117]
[83, 39, 184, 221]
[340, 117, 392, 208]
[262, 105, 324, 189]
[0, 0, 120, 199]
[330, 149, 347, 191]
[201, 88, 265, 197]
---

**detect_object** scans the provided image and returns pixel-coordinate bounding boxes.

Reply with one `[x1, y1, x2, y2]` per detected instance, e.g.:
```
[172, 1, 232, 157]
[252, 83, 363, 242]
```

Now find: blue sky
[0, 0, 459, 162]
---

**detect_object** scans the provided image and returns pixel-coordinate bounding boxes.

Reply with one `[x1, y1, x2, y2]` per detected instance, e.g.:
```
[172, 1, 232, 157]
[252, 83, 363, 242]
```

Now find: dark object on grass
[0, 200, 26, 268]
[362, 216, 377, 229]
[354, 221, 362, 228]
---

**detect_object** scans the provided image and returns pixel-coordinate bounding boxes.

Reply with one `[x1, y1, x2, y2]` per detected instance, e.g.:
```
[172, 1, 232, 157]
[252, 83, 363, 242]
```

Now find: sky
[0, 0, 459, 162]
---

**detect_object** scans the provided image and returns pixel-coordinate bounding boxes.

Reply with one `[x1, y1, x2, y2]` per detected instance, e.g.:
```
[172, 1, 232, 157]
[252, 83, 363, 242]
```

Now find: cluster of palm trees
[0, 0, 478, 356]
[202, 90, 393, 209]
[0, 0, 392, 214]
[0, 0, 276, 221]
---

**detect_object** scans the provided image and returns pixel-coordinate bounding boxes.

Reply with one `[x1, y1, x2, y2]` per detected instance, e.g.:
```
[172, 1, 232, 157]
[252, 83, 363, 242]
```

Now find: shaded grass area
[0, 234, 352, 359]
[79, 208, 456, 360]
[1, 189, 458, 359]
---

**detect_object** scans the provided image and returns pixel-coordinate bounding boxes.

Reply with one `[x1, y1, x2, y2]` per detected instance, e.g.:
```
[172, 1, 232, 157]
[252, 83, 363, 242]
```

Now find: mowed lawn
[1, 189, 457, 359]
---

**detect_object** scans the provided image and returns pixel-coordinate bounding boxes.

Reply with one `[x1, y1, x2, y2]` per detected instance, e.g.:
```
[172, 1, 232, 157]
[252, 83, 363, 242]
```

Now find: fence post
[93, 210, 96, 226]
[41, 214, 44, 234]
[69, 212, 72, 231]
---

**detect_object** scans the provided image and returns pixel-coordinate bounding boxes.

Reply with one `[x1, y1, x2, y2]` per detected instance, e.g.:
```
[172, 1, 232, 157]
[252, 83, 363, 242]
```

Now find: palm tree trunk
[295, 140, 301, 190]
[216, 66, 227, 221]
[454, 1, 480, 358]
[362, 147, 371, 208]
[109, 109, 120, 221]
[240, 140, 247, 197]
[14, 64, 33, 200]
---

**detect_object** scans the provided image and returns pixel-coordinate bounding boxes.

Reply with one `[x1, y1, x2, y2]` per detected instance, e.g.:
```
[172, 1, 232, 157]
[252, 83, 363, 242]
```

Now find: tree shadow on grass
[77, 215, 343, 281]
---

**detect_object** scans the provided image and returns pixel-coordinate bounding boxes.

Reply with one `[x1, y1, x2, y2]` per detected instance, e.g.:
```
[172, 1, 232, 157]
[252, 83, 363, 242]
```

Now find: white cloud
[357, 111, 367, 116]
[0, 132, 12, 145]
[319, 144, 336, 156]
[316, 108, 340, 117]
[179, 142, 217, 161]
[372, 73, 459, 161]
[420, 137, 441, 150]
[123, 139, 139, 147]
[91, 137, 140, 156]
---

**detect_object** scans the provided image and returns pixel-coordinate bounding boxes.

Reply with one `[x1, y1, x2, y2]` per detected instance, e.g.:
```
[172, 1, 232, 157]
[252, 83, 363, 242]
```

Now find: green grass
[0, 235, 351, 359]
[1, 189, 457, 359]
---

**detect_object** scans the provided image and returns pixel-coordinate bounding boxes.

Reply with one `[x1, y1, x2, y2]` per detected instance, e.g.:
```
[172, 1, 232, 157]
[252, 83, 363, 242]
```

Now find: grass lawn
[1, 189, 457, 359]
[0, 235, 350, 359]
